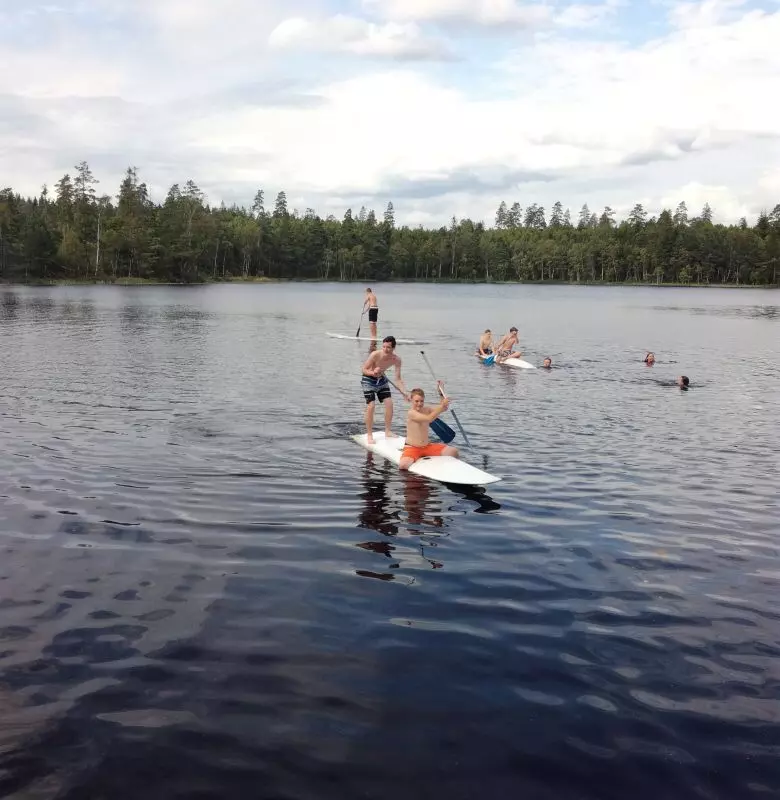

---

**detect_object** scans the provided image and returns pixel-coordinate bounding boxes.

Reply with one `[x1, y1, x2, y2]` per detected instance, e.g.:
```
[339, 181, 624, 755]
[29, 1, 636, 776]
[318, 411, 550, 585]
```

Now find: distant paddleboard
[477, 353, 536, 370]
[503, 357, 536, 370]
[352, 431, 500, 486]
[327, 332, 430, 345]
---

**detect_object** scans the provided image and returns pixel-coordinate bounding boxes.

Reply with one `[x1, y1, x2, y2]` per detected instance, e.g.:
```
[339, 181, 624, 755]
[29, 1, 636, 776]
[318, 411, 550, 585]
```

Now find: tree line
[0, 162, 778, 285]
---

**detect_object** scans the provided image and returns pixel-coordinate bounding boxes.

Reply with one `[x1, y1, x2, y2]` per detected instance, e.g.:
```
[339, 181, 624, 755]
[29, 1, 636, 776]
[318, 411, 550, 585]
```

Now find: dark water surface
[0, 283, 778, 799]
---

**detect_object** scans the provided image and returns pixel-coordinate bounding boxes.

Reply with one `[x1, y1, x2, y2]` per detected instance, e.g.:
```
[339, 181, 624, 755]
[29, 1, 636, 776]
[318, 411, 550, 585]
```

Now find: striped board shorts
[361, 373, 391, 404]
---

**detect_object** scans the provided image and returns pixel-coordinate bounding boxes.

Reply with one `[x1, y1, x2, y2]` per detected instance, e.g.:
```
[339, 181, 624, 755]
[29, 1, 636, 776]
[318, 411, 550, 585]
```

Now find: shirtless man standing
[399, 388, 459, 471]
[361, 335, 408, 444]
[477, 329, 494, 357]
[493, 326, 521, 362]
[363, 287, 379, 338]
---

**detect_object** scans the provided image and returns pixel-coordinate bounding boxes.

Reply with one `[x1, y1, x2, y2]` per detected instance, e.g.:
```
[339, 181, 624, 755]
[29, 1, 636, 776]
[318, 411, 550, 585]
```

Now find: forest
[0, 162, 778, 285]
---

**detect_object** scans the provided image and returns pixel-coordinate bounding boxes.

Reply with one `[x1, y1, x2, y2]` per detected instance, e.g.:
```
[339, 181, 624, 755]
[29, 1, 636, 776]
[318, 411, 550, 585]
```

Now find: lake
[0, 282, 778, 800]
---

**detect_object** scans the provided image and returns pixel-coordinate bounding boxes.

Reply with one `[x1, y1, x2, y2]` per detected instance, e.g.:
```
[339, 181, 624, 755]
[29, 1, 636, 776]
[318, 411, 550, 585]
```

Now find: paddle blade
[430, 417, 456, 444]
[483, 355, 495, 365]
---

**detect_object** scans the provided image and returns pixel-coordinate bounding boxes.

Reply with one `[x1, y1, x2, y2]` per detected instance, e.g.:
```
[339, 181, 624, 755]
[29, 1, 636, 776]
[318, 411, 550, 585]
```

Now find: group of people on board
[356, 288, 691, 472]
[477, 327, 553, 369]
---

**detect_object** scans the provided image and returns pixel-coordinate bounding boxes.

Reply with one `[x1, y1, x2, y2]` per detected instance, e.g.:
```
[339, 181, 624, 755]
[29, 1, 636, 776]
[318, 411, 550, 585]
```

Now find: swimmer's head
[510, 326, 518, 333]
[543, 357, 552, 368]
[644, 352, 655, 364]
[484, 329, 491, 334]
[678, 375, 689, 390]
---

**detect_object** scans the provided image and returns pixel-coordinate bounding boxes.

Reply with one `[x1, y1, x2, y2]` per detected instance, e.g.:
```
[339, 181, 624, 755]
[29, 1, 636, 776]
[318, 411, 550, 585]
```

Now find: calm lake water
[0, 282, 778, 799]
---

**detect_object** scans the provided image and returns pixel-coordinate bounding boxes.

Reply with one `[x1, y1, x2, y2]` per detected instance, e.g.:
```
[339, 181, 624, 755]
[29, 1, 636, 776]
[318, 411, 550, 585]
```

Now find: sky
[1, 0, 779, 227]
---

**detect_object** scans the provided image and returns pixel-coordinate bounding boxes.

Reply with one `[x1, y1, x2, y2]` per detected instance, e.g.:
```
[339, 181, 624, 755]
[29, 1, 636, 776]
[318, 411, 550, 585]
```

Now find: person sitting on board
[644, 352, 656, 365]
[477, 329, 494, 356]
[362, 335, 409, 444]
[399, 388, 459, 471]
[542, 356, 552, 369]
[363, 287, 379, 338]
[493, 326, 521, 362]
[677, 375, 690, 391]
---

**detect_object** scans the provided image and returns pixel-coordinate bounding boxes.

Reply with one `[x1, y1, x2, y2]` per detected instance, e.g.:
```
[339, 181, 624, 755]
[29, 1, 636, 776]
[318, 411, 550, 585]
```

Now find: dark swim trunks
[361, 373, 390, 404]
[368, 307, 378, 323]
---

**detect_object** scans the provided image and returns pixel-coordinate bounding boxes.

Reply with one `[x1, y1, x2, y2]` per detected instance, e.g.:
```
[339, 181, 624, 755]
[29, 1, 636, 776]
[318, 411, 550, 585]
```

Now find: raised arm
[408, 397, 450, 423]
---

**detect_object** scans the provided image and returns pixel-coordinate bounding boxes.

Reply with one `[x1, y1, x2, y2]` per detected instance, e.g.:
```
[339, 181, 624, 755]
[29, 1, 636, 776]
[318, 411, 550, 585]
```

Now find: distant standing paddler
[363, 288, 379, 338]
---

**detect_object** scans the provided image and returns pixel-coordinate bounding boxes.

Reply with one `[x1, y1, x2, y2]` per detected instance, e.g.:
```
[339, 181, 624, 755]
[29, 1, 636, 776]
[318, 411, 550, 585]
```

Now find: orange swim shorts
[401, 442, 447, 463]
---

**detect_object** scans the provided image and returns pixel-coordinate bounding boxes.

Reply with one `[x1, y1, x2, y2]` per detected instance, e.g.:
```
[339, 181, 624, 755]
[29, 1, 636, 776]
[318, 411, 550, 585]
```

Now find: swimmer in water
[542, 357, 552, 369]
[644, 352, 656, 365]
[677, 375, 689, 390]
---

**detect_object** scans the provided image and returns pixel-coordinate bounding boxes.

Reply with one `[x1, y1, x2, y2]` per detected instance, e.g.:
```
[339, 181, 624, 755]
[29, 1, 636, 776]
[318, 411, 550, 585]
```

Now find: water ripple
[0, 284, 778, 799]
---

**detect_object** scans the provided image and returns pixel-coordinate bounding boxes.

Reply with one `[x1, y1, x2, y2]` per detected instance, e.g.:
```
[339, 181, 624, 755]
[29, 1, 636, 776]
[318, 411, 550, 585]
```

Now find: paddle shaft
[419, 351, 472, 447]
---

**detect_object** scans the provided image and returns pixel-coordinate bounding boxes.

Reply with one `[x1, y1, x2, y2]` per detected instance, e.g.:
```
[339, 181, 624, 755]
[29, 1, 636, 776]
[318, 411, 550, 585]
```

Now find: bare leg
[399, 456, 413, 470]
[365, 400, 375, 443]
[383, 398, 394, 438]
[370, 321, 377, 337]
[443, 445, 459, 458]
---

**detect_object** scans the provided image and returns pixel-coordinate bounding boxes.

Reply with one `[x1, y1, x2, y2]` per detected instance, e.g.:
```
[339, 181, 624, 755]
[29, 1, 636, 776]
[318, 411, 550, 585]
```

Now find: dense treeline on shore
[1, 162, 778, 285]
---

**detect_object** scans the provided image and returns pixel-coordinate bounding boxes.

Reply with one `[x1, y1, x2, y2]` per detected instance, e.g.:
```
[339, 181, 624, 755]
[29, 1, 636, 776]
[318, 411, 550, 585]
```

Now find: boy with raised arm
[399, 387, 459, 471]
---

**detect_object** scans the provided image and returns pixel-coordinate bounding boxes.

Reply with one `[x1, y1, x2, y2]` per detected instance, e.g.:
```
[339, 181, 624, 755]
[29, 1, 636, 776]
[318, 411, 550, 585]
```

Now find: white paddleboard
[503, 357, 536, 370]
[477, 353, 536, 370]
[351, 431, 500, 486]
[327, 332, 430, 345]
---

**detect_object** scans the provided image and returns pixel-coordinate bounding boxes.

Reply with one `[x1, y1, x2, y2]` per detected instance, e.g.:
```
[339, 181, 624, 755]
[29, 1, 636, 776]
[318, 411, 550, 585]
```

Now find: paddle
[419, 350, 472, 447]
[386, 376, 456, 444]
[356, 309, 366, 338]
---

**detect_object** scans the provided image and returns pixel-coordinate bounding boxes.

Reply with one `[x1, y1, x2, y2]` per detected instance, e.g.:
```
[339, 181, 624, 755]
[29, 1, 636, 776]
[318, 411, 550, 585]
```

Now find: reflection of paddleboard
[477, 353, 536, 370]
[352, 432, 500, 486]
[327, 332, 430, 345]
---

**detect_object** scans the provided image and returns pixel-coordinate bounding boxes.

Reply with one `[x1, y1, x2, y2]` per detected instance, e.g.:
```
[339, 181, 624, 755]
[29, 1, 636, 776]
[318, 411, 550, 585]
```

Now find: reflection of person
[354, 455, 445, 581]
[399, 388, 459, 470]
[404, 473, 444, 530]
[356, 454, 398, 537]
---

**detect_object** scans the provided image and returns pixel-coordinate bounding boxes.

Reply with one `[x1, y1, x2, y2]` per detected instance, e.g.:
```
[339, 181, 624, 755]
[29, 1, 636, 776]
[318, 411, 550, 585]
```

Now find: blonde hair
[410, 388, 425, 399]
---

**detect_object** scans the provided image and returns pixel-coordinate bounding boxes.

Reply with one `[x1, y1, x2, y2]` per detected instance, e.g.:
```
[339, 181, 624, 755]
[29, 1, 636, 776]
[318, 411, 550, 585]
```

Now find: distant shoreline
[2, 278, 777, 289]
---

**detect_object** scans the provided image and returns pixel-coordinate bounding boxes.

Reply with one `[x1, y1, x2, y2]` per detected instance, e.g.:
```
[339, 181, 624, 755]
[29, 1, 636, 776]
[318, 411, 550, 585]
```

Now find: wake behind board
[327, 332, 430, 345]
[477, 353, 536, 370]
[351, 431, 500, 486]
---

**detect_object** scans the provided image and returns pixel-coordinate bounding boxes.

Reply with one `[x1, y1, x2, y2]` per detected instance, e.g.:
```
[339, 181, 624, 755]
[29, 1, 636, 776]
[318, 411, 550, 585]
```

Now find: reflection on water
[0, 283, 778, 799]
[651, 303, 780, 320]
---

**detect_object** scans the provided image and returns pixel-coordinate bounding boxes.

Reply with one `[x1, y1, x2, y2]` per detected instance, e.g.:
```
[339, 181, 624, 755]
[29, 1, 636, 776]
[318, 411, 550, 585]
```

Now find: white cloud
[269, 15, 454, 60]
[668, 0, 748, 29]
[362, 0, 551, 28]
[555, 0, 622, 28]
[0, 0, 778, 227]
